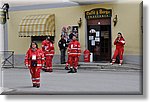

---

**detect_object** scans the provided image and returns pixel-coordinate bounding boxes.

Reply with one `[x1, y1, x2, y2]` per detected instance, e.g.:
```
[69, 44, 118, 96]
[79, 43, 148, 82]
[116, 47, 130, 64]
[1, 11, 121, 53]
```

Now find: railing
[0, 51, 14, 68]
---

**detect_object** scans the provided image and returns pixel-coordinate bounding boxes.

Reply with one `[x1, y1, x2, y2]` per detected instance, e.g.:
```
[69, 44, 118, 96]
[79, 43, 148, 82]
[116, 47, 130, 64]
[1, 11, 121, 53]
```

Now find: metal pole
[0, 2, 5, 94]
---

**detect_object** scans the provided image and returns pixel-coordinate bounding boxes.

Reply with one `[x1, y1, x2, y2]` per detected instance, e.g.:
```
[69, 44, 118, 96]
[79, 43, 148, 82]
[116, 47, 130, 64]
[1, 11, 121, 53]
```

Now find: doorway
[87, 18, 111, 62]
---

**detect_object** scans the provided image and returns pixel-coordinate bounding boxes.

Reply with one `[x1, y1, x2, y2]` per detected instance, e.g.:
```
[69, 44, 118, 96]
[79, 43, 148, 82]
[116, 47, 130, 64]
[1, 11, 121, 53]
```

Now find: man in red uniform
[42, 37, 54, 72]
[25, 41, 45, 88]
[111, 32, 125, 65]
[65, 32, 76, 70]
[67, 35, 81, 73]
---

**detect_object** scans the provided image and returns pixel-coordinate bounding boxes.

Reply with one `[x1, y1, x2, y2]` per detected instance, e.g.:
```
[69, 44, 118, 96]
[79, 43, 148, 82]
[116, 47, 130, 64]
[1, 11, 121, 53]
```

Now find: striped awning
[19, 14, 55, 37]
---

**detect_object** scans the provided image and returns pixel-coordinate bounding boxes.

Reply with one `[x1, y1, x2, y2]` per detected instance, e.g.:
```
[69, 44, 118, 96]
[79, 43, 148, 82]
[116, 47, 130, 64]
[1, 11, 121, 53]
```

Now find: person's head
[46, 36, 51, 41]
[61, 35, 65, 39]
[117, 32, 122, 38]
[30, 41, 38, 49]
[72, 35, 77, 41]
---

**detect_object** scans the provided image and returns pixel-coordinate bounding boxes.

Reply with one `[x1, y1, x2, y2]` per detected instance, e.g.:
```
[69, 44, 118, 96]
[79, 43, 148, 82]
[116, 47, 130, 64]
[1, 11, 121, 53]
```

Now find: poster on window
[91, 40, 95, 46]
[89, 36, 94, 40]
[96, 31, 100, 37]
[61, 25, 79, 42]
[95, 37, 100, 42]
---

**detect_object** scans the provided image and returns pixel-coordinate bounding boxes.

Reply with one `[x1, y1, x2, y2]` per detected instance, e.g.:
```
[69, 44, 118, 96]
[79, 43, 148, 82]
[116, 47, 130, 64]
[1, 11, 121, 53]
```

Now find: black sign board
[85, 8, 112, 19]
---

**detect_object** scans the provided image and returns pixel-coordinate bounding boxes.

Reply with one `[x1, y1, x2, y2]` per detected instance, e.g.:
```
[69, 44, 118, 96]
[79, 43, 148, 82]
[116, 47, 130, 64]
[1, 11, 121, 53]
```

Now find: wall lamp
[78, 18, 82, 28]
[2, 3, 9, 19]
[113, 15, 118, 26]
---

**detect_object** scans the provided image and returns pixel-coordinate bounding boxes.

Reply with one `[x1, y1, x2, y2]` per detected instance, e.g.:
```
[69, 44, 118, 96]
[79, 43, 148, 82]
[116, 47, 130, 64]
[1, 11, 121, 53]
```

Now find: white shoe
[110, 63, 113, 65]
[119, 64, 122, 66]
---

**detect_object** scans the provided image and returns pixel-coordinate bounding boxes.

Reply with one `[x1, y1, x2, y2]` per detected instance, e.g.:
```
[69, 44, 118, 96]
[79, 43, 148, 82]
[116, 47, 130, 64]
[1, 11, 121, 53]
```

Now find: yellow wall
[8, 2, 142, 55]
[112, 3, 142, 55]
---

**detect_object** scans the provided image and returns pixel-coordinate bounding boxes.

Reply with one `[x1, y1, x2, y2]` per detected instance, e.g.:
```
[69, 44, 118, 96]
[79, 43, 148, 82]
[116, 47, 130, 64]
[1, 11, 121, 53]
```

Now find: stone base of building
[2, 54, 142, 67]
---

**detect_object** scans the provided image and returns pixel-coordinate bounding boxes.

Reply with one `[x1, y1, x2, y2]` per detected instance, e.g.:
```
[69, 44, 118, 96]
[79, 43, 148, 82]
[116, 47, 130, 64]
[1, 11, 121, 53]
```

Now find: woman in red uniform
[25, 41, 45, 88]
[111, 32, 125, 65]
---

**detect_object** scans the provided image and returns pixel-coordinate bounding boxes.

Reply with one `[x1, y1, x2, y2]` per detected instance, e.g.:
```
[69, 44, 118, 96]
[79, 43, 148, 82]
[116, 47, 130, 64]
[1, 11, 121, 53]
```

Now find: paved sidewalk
[53, 62, 142, 71]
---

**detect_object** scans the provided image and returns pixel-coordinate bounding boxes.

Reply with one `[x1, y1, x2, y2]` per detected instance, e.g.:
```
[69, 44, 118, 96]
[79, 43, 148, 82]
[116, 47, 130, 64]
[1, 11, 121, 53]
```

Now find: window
[31, 36, 55, 42]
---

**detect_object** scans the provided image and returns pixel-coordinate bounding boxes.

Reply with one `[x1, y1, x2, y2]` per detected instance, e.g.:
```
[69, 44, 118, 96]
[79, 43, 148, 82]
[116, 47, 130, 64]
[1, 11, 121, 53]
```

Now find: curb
[3, 63, 142, 71]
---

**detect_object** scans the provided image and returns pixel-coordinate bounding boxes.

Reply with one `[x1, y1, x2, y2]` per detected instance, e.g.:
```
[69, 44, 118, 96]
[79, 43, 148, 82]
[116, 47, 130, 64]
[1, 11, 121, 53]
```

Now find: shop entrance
[87, 18, 111, 62]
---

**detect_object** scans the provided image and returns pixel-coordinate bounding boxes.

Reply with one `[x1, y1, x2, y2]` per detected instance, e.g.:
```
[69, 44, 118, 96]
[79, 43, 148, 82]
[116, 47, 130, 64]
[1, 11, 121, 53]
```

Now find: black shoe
[33, 85, 36, 87]
[49, 69, 53, 72]
[36, 85, 40, 88]
[74, 68, 77, 73]
[42, 69, 46, 72]
[68, 68, 75, 73]
[65, 66, 69, 70]
[45, 69, 53, 72]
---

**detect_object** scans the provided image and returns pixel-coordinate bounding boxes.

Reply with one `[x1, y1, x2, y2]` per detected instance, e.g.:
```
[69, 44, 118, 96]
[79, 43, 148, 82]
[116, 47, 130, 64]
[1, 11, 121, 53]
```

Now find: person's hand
[25, 64, 29, 67]
[116, 40, 119, 43]
[42, 64, 45, 69]
[42, 64, 45, 67]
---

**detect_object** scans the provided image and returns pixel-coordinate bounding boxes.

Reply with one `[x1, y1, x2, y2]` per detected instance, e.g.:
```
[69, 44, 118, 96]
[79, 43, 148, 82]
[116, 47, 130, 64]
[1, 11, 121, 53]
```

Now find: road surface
[1, 68, 142, 95]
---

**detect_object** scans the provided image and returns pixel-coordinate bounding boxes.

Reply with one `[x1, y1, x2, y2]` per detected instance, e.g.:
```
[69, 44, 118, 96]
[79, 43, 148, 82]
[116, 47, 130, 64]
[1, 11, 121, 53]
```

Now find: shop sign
[85, 8, 112, 19]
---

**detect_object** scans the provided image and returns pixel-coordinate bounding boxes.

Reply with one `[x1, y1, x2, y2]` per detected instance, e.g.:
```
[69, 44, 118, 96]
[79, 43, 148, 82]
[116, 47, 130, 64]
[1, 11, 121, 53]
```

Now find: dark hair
[30, 41, 38, 48]
[117, 32, 124, 38]
[118, 32, 122, 35]
[46, 36, 54, 44]
[72, 34, 77, 38]
[50, 40, 54, 44]
[61, 35, 64, 37]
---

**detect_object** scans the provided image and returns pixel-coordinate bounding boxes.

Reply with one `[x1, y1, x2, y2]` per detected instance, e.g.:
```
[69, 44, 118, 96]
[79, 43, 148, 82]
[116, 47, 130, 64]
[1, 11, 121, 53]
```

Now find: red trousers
[66, 55, 71, 67]
[29, 67, 41, 86]
[112, 48, 124, 64]
[69, 56, 79, 69]
[45, 55, 53, 70]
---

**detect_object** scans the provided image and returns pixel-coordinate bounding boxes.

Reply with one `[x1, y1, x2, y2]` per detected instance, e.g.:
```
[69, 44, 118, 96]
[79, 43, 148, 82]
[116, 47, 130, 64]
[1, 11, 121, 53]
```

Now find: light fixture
[113, 15, 118, 26]
[78, 18, 82, 28]
[2, 3, 9, 19]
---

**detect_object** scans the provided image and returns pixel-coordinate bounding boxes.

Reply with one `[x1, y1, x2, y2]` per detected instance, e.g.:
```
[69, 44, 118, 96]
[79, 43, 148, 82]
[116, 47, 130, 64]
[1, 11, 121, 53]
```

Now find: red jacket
[42, 40, 54, 57]
[68, 40, 81, 57]
[24, 48, 45, 68]
[114, 37, 125, 49]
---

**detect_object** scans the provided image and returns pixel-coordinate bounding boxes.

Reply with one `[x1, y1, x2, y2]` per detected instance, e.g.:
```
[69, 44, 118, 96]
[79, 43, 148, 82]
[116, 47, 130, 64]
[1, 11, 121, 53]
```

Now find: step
[53, 62, 142, 70]
[5, 62, 142, 70]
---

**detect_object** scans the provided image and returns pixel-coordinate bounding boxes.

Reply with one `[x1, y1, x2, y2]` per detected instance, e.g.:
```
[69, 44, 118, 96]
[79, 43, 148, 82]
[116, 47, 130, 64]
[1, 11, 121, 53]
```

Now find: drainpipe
[0, 9, 4, 94]
[0, 2, 5, 94]
[0, 8, 4, 56]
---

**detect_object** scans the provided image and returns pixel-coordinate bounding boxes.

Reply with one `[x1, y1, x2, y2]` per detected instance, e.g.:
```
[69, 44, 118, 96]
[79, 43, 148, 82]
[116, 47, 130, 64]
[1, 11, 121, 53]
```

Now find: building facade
[5, 1, 142, 66]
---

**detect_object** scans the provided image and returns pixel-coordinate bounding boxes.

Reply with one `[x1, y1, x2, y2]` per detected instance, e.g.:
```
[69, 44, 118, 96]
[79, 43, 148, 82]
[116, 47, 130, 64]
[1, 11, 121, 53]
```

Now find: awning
[18, 14, 55, 37]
